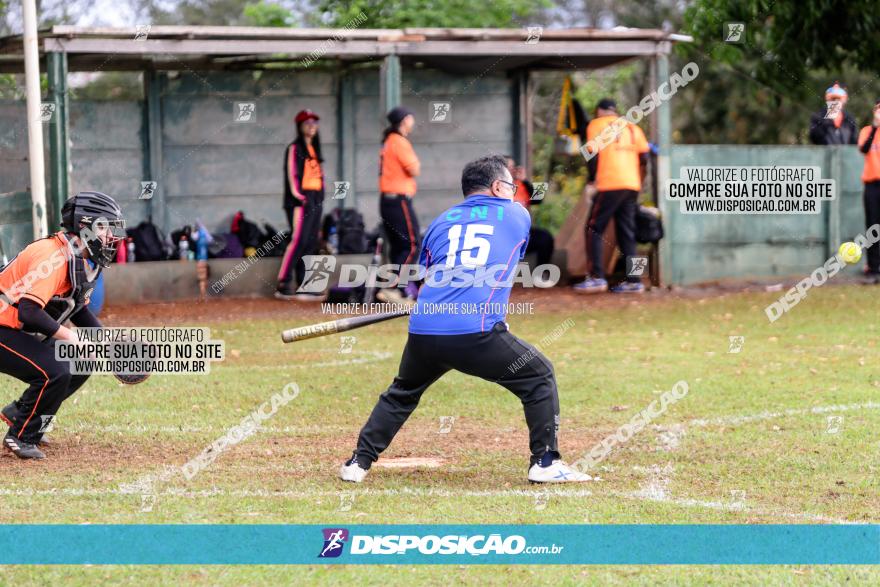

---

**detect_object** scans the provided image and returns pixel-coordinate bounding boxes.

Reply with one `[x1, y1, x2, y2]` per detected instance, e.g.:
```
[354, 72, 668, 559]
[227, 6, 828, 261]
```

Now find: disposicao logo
[318, 528, 349, 558]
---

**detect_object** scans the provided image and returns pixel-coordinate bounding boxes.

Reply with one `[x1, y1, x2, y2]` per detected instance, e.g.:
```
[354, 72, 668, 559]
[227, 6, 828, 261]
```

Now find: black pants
[0, 327, 90, 443]
[865, 181, 880, 274]
[586, 189, 639, 281]
[278, 191, 323, 287]
[380, 194, 420, 289]
[353, 322, 560, 469]
[527, 227, 555, 267]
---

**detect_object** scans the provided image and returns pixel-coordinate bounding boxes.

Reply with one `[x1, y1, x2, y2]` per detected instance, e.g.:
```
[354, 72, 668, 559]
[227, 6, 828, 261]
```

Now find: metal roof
[0, 25, 691, 73]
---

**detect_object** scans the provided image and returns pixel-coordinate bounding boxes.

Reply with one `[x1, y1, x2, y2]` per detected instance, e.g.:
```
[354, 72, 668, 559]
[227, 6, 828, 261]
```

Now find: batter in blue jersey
[409, 192, 530, 334]
[340, 155, 589, 485]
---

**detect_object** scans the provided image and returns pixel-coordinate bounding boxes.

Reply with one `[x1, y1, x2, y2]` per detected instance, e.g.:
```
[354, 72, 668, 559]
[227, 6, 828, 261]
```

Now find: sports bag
[127, 220, 170, 261]
[635, 206, 664, 244]
[337, 209, 368, 254]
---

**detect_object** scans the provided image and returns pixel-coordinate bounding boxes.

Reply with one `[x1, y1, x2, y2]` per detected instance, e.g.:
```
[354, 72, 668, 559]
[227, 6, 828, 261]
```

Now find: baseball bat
[281, 308, 411, 343]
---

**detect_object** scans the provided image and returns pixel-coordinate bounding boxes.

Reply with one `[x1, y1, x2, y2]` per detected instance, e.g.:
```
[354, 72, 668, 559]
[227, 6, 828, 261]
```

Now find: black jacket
[282, 137, 324, 209]
[808, 110, 858, 145]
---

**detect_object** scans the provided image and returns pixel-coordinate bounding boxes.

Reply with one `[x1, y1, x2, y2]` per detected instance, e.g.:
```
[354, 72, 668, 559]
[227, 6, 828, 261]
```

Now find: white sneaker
[528, 459, 592, 483]
[293, 293, 324, 302]
[340, 459, 369, 483]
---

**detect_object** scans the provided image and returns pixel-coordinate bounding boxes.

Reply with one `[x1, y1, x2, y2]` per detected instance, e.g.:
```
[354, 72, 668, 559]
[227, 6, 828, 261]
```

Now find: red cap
[295, 109, 320, 124]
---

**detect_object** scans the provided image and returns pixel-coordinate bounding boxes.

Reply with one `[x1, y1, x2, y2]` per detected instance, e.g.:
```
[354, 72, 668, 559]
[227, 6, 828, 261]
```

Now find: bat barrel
[281, 307, 411, 344]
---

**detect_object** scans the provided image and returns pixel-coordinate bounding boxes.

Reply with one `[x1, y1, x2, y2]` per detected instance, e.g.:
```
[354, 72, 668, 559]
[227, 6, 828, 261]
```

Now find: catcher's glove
[113, 372, 151, 385]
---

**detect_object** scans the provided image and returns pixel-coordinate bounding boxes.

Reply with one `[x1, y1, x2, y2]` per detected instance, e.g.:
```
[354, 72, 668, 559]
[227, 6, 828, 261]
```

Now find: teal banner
[0, 525, 877, 565]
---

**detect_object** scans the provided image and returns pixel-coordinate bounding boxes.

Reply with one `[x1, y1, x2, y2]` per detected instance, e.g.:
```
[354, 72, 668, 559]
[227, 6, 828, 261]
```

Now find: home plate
[374, 457, 445, 469]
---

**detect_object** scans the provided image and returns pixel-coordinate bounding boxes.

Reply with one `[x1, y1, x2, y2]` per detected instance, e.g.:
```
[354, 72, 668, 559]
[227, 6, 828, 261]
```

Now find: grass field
[1, 283, 879, 585]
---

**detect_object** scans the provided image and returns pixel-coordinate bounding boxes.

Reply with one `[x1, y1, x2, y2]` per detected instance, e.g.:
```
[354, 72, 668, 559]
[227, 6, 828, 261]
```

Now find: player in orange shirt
[377, 106, 421, 305]
[0, 192, 125, 459]
[573, 98, 650, 294]
[276, 109, 326, 300]
[858, 99, 880, 282]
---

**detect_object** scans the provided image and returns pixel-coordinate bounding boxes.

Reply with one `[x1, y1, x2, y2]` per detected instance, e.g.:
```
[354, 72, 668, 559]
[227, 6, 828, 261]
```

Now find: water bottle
[179, 235, 190, 261]
[116, 239, 127, 264]
[328, 225, 339, 255]
[196, 228, 209, 261]
[127, 238, 136, 263]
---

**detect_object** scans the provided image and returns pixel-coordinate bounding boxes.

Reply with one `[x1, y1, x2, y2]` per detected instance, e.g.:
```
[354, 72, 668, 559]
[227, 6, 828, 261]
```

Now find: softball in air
[838, 242, 862, 265]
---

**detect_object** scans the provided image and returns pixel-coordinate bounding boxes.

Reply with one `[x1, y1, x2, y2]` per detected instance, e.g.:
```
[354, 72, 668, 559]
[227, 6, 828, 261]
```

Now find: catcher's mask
[60, 191, 126, 268]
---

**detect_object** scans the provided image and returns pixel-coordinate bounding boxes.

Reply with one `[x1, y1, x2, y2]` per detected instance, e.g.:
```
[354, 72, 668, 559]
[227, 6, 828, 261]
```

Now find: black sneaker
[3, 433, 45, 460]
[274, 282, 297, 300]
[0, 403, 17, 428]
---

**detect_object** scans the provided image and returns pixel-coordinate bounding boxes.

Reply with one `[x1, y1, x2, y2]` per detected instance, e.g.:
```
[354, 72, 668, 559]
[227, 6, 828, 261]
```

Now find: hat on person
[387, 106, 414, 125]
[824, 83, 848, 99]
[295, 109, 320, 124]
[596, 98, 617, 112]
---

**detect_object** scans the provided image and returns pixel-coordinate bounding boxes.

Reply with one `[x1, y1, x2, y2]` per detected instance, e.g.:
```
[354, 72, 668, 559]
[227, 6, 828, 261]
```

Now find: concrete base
[104, 255, 373, 303]
[103, 252, 568, 304]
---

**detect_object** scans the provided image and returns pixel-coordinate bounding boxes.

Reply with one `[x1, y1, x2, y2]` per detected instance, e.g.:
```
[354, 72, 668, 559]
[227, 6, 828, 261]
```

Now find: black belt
[381, 193, 413, 199]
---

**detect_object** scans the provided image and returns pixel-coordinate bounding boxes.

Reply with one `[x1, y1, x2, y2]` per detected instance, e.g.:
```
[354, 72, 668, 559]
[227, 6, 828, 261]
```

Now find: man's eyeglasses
[496, 179, 518, 194]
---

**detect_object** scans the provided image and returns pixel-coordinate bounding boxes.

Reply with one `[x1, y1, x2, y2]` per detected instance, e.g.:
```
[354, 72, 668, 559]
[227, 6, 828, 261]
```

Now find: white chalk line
[8, 402, 875, 524]
[685, 400, 880, 428]
[0, 487, 594, 500]
[614, 490, 859, 525]
[46, 400, 880, 437]
[0, 485, 861, 524]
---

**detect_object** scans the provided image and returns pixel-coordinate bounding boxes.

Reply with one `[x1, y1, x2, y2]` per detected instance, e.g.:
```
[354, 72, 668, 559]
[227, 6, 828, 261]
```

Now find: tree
[315, 0, 546, 28]
[684, 0, 880, 98]
[679, 0, 880, 143]
[243, 1, 296, 27]
[135, 0, 296, 26]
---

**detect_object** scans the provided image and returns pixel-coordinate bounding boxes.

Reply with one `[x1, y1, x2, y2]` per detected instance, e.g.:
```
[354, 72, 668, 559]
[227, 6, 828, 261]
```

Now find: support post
[144, 70, 166, 232]
[379, 54, 401, 117]
[22, 0, 48, 238]
[827, 147, 842, 258]
[46, 51, 70, 232]
[337, 69, 356, 209]
[653, 51, 672, 286]
[511, 70, 528, 169]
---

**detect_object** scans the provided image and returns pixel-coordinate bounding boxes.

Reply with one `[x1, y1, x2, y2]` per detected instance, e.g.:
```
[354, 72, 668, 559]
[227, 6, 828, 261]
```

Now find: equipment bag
[127, 220, 171, 261]
[337, 209, 368, 254]
[231, 211, 265, 249]
[635, 206, 664, 244]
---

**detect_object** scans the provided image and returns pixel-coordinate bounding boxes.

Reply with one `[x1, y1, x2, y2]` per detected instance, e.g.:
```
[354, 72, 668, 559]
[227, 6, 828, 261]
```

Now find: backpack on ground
[127, 220, 171, 261]
[337, 209, 368, 254]
[231, 211, 265, 250]
[636, 206, 664, 244]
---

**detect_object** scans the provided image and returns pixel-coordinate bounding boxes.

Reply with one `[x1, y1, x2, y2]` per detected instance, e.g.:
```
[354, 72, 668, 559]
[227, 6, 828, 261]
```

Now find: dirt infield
[102, 282, 785, 326]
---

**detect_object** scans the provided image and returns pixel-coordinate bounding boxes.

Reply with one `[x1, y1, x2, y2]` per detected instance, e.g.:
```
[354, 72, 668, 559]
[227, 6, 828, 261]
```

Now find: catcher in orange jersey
[0, 192, 125, 459]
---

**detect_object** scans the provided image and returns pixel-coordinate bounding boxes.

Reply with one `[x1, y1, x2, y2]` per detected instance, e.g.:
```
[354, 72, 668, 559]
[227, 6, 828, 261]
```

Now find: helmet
[60, 191, 126, 268]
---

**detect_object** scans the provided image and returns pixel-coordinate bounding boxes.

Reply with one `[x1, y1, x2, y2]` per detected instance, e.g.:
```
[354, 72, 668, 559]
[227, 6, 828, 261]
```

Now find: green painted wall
[665, 145, 867, 284]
